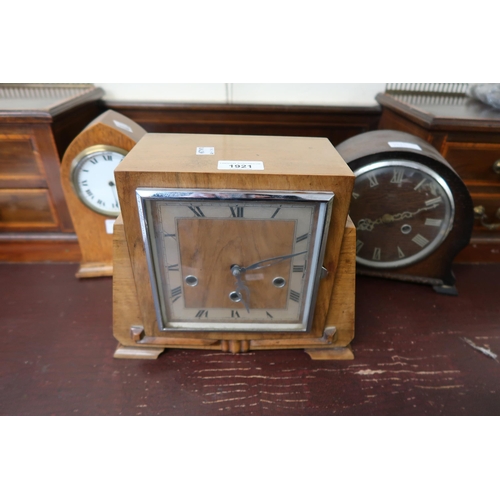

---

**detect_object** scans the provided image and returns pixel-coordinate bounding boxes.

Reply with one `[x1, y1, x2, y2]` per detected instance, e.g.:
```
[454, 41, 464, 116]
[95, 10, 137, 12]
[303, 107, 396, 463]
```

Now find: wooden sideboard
[7, 88, 500, 263]
[0, 96, 380, 262]
[376, 92, 500, 263]
[0, 84, 104, 262]
[105, 101, 381, 148]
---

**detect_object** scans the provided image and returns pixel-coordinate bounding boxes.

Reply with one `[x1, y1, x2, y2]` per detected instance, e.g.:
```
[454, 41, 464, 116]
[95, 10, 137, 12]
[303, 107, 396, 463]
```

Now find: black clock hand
[238, 251, 308, 272]
[109, 181, 119, 207]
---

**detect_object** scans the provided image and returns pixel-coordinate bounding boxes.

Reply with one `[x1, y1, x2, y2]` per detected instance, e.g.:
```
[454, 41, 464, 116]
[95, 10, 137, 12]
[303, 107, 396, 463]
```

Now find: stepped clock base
[112, 342, 354, 361]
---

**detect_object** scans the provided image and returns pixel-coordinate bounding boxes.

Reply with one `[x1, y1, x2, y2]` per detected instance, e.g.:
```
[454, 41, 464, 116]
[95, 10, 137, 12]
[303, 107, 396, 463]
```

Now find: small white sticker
[218, 160, 264, 170]
[388, 141, 422, 151]
[196, 147, 214, 155]
[105, 219, 116, 234]
[113, 120, 133, 133]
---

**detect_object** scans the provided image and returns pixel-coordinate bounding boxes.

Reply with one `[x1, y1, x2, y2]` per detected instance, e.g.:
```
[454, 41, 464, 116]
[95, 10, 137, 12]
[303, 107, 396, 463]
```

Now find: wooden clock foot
[113, 343, 165, 360]
[76, 262, 113, 278]
[304, 345, 354, 360]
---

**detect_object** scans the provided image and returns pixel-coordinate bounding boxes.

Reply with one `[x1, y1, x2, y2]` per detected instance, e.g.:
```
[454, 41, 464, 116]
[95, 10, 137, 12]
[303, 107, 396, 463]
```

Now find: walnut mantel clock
[112, 133, 356, 360]
[60, 110, 146, 278]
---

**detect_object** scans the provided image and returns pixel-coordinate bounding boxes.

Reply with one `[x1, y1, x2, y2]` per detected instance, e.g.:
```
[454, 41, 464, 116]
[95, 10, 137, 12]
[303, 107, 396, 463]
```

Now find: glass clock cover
[137, 189, 334, 333]
[71, 145, 126, 217]
[350, 160, 455, 268]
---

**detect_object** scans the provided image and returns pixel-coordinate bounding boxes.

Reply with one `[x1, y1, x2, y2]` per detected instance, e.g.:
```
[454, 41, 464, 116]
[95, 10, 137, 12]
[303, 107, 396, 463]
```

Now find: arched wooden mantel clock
[112, 133, 357, 360]
[60, 110, 146, 278]
[336, 130, 473, 295]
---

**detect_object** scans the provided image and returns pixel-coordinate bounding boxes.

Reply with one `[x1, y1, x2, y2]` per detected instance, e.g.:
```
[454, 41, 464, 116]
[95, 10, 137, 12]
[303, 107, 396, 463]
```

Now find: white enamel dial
[71, 145, 127, 217]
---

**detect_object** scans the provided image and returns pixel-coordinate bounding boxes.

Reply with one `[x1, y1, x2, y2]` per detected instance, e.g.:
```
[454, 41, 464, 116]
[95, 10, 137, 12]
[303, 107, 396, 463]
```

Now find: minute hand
[240, 251, 307, 272]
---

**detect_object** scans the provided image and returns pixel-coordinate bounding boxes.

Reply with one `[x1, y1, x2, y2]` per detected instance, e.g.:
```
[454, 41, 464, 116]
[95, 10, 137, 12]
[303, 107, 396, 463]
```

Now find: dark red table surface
[1, 262, 499, 416]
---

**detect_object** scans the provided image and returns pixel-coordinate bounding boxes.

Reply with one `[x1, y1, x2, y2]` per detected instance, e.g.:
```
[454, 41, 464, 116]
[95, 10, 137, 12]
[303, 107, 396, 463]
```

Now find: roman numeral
[412, 234, 429, 247]
[425, 197, 442, 207]
[367, 172, 379, 187]
[289, 290, 300, 303]
[414, 179, 426, 191]
[171, 286, 182, 302]
[167, 264, 179, 271]
[356, 239, 364, 254]
[397, 246, 405, 259]
[425, 218, 443, 227]
[188, 206, 205, 217]
[352, 192, 360, 200]
[271, 207, 281, 218]
[102, 154, 112, 161]
[373, 247, 381, 260]
[85, 189, 94, 198]
[296, 233, 308, 243]
[97, 199, 105, 206]
[230, 206, 244, 218]
[390, 168, 405, 185]
[293, 265, 305, 273]
[231, 310, 240, 318]
[89, 158, 98, 165]
[195, 310, 208, 318]
[81, 180, 88, 186]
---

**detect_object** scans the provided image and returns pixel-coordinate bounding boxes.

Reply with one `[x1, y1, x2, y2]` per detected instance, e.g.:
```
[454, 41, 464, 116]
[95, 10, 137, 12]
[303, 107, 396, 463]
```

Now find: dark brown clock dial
[349, 159, 455, 269]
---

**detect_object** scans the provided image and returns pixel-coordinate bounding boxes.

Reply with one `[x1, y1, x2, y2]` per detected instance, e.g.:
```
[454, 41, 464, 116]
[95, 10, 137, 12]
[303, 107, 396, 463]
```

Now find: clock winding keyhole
[185, 275, 198, 287]
[229, 291, 242, 302]
[272, 277, 286, 288]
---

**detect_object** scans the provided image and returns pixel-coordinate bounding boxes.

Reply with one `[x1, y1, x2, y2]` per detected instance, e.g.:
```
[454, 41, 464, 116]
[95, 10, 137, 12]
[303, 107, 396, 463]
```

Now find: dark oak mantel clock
[112, 133, 356, 360]
[60, 110, 146, 278]
[336, 130, 474, 295]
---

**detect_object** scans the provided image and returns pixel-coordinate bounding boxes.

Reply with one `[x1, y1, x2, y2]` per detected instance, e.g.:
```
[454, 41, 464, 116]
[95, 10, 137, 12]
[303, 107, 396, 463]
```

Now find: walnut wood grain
[0, 189, 58, 229]
[0, 233, 81, 262]
[0, 85, 104, 262]
[115, 133, 355, 347]
[59, 110, 146, 277]
[112, 212, 356, 357]
[178, 218, 294, 310]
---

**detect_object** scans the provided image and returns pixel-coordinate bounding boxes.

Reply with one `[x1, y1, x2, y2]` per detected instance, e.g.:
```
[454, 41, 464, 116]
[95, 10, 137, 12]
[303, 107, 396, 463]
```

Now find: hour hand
[232, 266, 251, 312]
[240, 251, 307, 272]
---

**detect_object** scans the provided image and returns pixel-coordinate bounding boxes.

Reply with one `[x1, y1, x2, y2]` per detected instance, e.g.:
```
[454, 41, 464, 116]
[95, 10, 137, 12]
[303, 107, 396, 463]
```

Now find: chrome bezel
[353, 159, 455, 269]
[136, 188, 334, 333]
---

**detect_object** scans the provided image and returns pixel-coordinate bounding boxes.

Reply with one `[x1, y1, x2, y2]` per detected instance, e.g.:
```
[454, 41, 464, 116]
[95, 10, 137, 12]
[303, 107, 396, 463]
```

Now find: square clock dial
[138, 189, 334, 333]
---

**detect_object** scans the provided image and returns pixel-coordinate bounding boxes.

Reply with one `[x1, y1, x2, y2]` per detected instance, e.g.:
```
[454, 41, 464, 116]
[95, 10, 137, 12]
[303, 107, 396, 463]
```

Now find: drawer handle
[493, 159, 500, 175]
[474, 205, 500, 230]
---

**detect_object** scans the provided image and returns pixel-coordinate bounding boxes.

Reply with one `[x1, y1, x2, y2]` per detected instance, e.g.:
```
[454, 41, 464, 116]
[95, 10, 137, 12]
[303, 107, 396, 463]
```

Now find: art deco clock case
[60, 110, 146, 278]
[112, 133, 356, 360]
[336, 130, 473, 294]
